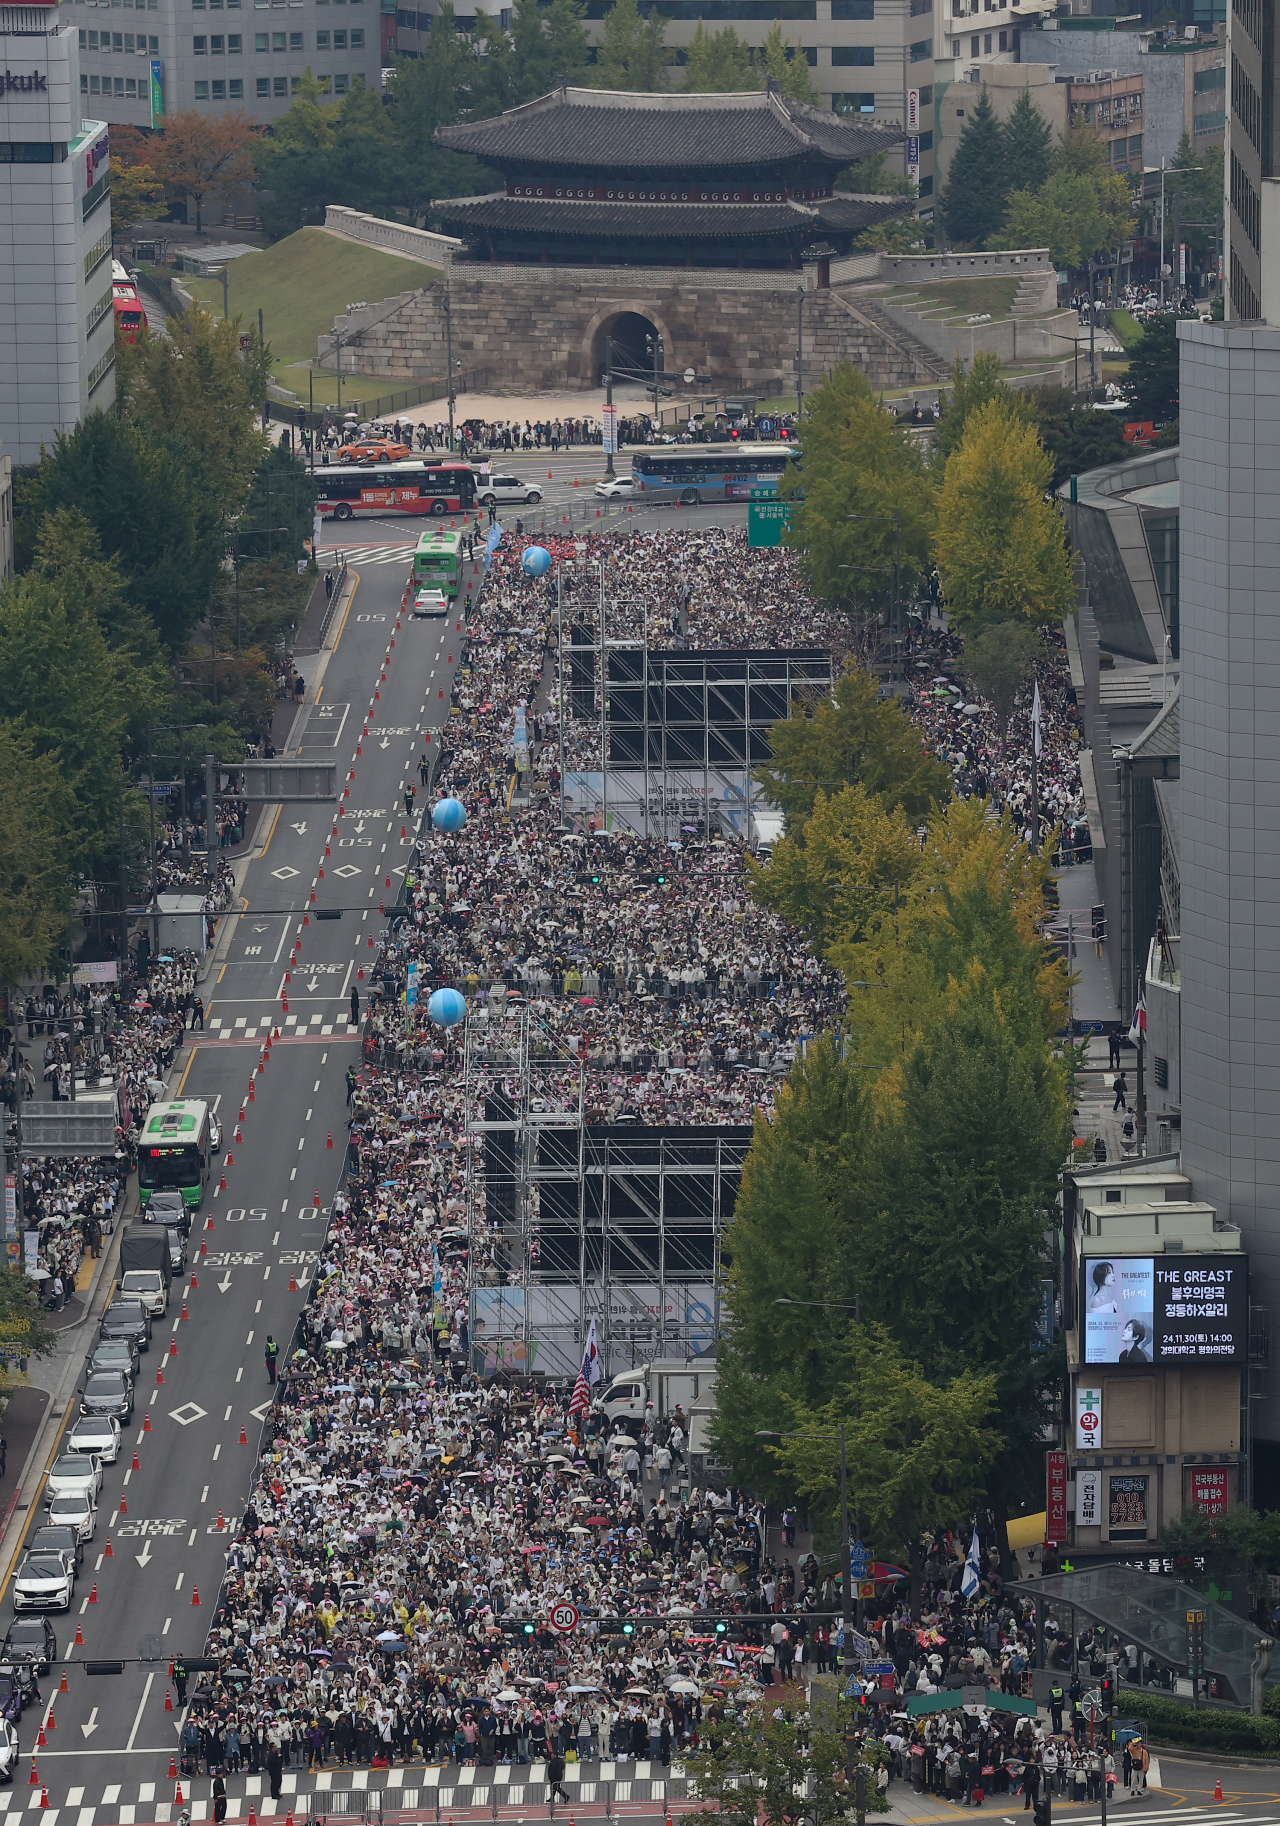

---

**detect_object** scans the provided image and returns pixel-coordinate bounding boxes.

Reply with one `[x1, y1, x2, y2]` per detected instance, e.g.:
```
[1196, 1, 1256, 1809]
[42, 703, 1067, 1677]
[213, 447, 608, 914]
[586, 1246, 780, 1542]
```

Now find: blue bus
[630, 444, 800, 505]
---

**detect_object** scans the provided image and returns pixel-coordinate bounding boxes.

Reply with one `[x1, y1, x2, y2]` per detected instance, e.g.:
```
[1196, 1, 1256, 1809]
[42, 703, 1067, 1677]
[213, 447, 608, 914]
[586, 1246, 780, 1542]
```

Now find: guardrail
[316, 552, 349, 648]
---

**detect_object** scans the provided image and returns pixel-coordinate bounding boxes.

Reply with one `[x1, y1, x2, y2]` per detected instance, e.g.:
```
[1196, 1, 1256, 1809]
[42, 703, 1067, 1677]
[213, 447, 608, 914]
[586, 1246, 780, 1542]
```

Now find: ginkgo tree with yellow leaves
[932, 397, 1075, 637]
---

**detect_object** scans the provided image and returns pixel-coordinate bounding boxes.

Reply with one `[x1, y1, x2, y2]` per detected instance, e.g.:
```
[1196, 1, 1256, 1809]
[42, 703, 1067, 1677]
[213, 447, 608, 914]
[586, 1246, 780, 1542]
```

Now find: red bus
[316, 461, 477, 522]
[112, 260, 148, 343]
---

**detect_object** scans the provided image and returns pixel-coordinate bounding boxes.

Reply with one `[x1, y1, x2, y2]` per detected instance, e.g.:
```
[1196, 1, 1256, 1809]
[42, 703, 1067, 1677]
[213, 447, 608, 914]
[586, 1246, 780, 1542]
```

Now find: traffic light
[622, 1622, 634, 1635]
[1100, 1674, 1115, 1715]
[715, 1620, 728, 1635]
[523, 1622, 534, 1635]
[1034, 1793, 1051, 1826]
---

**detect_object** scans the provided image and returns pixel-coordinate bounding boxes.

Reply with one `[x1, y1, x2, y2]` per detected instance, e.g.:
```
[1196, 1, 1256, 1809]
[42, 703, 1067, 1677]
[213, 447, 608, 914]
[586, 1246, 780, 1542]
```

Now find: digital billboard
[1082, 1255, 1247, 1363]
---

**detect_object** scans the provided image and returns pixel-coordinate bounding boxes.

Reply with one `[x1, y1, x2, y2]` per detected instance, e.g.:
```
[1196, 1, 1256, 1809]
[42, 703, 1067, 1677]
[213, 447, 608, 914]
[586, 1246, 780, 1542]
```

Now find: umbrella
[634, 1578, 661, 1592]
[497, 1688, 523, 1701]
[666, 1680, 700, 1695]
[26, 1267, 50, 1281]
[624, 1686, 652, 1697]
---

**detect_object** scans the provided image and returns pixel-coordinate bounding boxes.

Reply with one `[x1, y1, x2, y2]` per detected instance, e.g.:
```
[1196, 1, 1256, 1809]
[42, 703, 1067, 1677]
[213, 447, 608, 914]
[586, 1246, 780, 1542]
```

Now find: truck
[592, 1356, 716, 1429]
[117, 1225, 172, 1315]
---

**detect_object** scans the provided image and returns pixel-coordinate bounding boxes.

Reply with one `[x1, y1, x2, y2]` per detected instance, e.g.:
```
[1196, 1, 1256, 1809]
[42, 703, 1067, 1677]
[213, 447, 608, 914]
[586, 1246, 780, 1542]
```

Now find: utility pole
[146, 726, 159, 959]
[205, 753, 217, 890]
[796, 284, 805, 421]
[117, 779, 129, 977]
[331, 327, 344, 420]
[604, 335, 616, 481]
[444, 292, 456, 452]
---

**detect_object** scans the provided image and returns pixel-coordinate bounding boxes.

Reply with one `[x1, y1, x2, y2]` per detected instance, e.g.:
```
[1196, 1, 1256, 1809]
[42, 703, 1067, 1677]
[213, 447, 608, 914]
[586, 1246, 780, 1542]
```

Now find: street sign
[683, 367, 696, 383]
[748, 488, 790, 549]
[863, 1660, 894, 1676]
[848, 1539, 869, 1578]
[550, 1603, 579, 1633]
[601, 404, 618, 455]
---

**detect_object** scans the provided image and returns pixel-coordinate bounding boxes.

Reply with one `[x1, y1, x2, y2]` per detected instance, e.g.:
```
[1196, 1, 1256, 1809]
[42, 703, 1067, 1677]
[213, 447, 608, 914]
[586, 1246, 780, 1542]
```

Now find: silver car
[46, 1493, 95, 1544]
[66, 1417, 121, 1465]
[45, 1455, 101, 1505]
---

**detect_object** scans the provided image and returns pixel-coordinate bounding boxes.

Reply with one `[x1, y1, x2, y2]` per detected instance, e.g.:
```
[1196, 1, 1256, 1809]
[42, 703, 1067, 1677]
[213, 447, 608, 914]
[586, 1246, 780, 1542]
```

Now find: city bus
[630, 444, 801, 504]
[111, 260, 147, 343]
[413, 526, 465, 599]
[138, 1099, 213, 1213]
[316, 461, 477, 522]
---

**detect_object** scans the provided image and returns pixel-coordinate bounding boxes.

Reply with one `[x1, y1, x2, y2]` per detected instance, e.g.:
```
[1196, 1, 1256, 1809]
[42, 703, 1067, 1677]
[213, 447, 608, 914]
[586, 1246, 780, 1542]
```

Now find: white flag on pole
[961, 1525, 982, 1598]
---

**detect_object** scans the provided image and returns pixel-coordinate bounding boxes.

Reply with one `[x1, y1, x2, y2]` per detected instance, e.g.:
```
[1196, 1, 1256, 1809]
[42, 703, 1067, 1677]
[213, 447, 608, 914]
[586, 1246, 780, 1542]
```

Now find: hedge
[1120, 1690, 1280, 1757]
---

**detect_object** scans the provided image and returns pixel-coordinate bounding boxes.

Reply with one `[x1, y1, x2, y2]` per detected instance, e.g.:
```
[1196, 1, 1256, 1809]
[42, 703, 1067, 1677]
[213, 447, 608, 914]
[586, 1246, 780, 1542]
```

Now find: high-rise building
[0, 3, 113, 463]
[71, 0, 386, 130]
[1225, 0, 1271, 317]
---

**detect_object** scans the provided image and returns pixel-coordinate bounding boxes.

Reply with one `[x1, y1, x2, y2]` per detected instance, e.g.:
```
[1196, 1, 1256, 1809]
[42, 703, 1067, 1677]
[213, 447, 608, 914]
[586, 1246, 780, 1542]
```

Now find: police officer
[173, 1654, 188, 1707]
[264, 1335, 279, 1384]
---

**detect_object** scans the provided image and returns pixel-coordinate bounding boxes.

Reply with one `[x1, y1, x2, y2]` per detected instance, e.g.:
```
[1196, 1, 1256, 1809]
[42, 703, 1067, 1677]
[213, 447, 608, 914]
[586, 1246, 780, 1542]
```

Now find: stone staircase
[817, 288, 953, 386]
[1011, 273, 1050, 317]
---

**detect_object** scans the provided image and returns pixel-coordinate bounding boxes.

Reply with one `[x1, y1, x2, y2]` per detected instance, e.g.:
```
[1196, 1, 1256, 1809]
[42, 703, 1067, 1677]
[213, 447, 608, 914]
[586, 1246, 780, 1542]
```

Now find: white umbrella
[666, 1679, 700, 1695]
[497, 1689, 523, 1701]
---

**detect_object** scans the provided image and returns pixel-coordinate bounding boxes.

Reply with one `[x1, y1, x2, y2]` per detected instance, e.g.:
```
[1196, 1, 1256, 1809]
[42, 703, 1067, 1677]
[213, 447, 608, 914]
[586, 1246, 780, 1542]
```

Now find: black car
[164, 1227, 187, 1273]
[0, 1664, 37, 1722]
[80, 1371, 133, 1422]
[141, 1189, 191, 1237]
[86, 1339, 140, 1383]
[28, 1525, 82, 1573]
[100, 1299, 151, 1352]
[3, 1617, 55, 1675]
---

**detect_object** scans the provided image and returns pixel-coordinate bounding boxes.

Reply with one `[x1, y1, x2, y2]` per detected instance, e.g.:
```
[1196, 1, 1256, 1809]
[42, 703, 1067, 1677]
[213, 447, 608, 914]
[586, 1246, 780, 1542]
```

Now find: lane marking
[125, 1673, 155, 1752]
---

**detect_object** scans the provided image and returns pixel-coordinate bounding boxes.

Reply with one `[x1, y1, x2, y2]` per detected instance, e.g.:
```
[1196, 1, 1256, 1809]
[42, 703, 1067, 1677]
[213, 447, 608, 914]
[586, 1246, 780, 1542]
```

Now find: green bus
[413, 527, 465, 600]
[138, 1099, 213, 1213]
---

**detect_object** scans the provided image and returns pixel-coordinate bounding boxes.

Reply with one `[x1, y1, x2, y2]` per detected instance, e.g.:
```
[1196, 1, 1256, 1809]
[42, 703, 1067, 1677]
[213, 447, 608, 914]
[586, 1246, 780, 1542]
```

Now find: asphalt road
[0, 541, 442, 1815]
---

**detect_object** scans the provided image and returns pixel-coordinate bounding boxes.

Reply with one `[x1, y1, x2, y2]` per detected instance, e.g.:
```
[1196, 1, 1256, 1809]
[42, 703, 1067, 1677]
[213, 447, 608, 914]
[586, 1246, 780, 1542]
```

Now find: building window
[1194, 109, 1225, 135]
[831, 43, 872, 61]
[273, 72, 286, 90]
[256, 72, 269, 88]
[969, 32, 978, 51]
[229, 74, 242, 91]
[212, 75, 225, 92]
[1129, 134, 1141, 156]
[983, 31, 990, 48]
[919, 128, 932, 148]
[334, 69, 347, 87]
[290, 72, 300, 87]
[211, 31, 223, 46]
[919, 173, 933, 195]
[315, 26, 329, 41]
[89, 71, 100, 91]
[255, 29, 267, 44]
[113, 31, 123, 47]
[228, 30, 240, 45]
[80, 71, 88, 89]
[194, 77, 208, 93]
[113, 73, 123, 90]
[150, 34, 160, 49]
[88, 27, 98, 43]
[272, 28, 285, 44]
[290, 29, 302, 44]
[78, 25, 86, 42]
[87, 348, 115, 397]
[126, 74, 137, 91]
[124, 31, 134, 48]
[193, 32, 206, 47]
[909, 34, 930, 55]
[1231, 54, 1259, 150]
[909, 0, 930, 12]
[831, 0, 872, 15]
[997, 27, 1005, 46]
[333, 25, 346, 42]
[350, 24, 362, 40]
[833, 90, 875, 110]
[1233, 0, 1261, 53]
[316, 70, 331, 86]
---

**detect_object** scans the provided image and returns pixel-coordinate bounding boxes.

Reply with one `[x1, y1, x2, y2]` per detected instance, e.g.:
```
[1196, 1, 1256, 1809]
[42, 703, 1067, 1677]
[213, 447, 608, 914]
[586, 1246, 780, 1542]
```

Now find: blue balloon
[521, 544, 552, 577]
[427, 988, 467, 1028]
[431, 797, 467, 833]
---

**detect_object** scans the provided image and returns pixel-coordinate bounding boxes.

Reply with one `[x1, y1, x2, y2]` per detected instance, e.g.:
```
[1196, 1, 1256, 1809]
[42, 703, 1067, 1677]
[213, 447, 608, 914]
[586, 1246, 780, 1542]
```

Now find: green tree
[682, 18, 756, 90]
[1166, 132, 1223, 255]
[752, 662, 951, 838]
[386, 20, 498, 218]
[1002, 86, 1052, 194]
[779, 362, 933, 654]
[588, 0, 668, 89]
[751, 783, 924, 958]
[837, 146, 913, 197]
[1000, 167, 1136, 271]
[17, 414, 222, 652]
[686, 1695, 887, 1826]
[0, 1265, 58, 1382]
[252, 70, 339, 234]
[1027, 383, 1126, 488]
[761, 21, 819, 103]
[109, 156, 164, 238]
[116, 303, 268, 520]
[933, 398, 1074, 636]
[1126, 314, 1182, 423]
[501, 0, 591, 102]
[30, 507, 165, 689]
[933, 350, 1017, 469]
[962, 621, 1041, 745]
[937, 88, 1007, 249]
[0, 724, 74, 987]
[768, 1327, 1003, 1587]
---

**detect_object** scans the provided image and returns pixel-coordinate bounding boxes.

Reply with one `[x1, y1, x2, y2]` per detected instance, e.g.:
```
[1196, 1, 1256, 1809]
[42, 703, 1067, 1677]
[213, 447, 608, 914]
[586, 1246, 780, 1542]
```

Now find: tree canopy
[1126, 313, 1183, 424]
[936, 88, 1007, 249]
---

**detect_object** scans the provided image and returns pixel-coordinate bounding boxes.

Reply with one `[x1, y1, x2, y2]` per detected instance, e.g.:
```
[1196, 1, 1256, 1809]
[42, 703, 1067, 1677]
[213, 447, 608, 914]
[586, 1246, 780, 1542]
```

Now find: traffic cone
[273, 1026, 281, 1041]
[248, 1083, 256, 1102]
[357, 967, 364, 980]
[175, 1781, 184, 1806]
[239, 1105, 245, 1122]
[247, 1804, 258, 1826]
[356, 742, 362, 755]
[143, 1411, 151, 1431]
[104, 1538, 113, 1558]
[58, 1671, 67, 1694]
[45, 1713, 53, 1732]
[325, 843, 331, 856]
[326, 1130, 333, 1148]
[313, 1189, 321, 1207]
[285, 1810, 295, 1826]
[28, 1762, 37, 1787]
[225, 1151, 233, 1168]
[39, 1785, 48, 1808]
[216, 1508, 225, 1529]
[36, 1725, 45, 1747]
[318, 865, 324, 879]
[289, 1274, 298, 1292]
[239, 1426, 248, 1444]
[385, 875, 391, 887]
[74, 1624, 82, 1647]
[169, 1337, 177, 1356]
[132, 1449, 140, 1470]
[234, 1127, 242, 1144]
[169, 1753, 177, 1777]
[367, 934, 373, 948]
[89, 1583, 98, 1602]
[401, 824, 406, 839]
[1215, 1778, 1224, 1801]
[205, 1215, 214, 1230]
[219, 1172, 226, 1191]
[189, 1274, 197, 1291]
[119, 1495, 127, 1512]
[165, 1688, 173, 1712]
[181, 1302, 189, 1321]
[155, 1367, 164, 1385]
[200, 1241, 207, 1257]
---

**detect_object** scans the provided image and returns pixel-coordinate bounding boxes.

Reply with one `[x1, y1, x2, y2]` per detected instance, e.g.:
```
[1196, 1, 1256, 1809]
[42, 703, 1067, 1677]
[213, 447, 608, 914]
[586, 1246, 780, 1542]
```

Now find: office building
[0, 3, 112, 463]
[71, 0, 385, 127]
[1225, 0, 1269, 316]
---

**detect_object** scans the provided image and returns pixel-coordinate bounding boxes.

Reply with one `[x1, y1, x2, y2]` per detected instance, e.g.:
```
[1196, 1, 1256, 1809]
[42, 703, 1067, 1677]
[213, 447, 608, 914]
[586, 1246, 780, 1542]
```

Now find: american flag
[568, 1318, 601, 1417]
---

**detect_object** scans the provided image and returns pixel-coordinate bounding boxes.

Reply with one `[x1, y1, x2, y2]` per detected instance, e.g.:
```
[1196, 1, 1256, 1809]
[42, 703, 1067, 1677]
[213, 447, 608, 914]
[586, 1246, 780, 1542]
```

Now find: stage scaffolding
[463, 1001, 749, 1379]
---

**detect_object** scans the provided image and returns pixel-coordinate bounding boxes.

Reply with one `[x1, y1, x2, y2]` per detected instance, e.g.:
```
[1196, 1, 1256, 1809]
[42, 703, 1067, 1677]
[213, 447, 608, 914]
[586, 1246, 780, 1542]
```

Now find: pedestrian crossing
[206, 1013, 356, 1038]
[3, 1762, 689, 1823]
[318, 543, 416, 568]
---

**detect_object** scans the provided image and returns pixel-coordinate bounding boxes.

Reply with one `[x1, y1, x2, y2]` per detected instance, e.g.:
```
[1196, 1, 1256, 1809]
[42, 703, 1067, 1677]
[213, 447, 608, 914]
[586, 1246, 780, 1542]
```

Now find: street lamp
[757, 1422, 855, 1686]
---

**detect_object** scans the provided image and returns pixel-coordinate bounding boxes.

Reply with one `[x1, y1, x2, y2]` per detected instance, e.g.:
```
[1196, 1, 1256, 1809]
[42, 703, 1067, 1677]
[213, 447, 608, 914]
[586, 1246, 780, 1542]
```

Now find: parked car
[45, 1493, 95, 1545]
[81, 1371, 133, 1423]
[477, 474, 543, 507]
[12, 1556, 72, 1615]
[119, 1270, 167, 1317]
[140, 1189, 191, 1237]
[44, 1455, 102, 1505]
[0, 1664, 37, 1723]
[67, 1417, 120, 1465]
[165, 1228, 187, 1274]
[86, 1339, 138, 1383]
[0, 1714, 19, 1780]
[2, 1616, 56, 1673]
[28, 1526, 82, 1573]
[100, 1299, 151, 1351]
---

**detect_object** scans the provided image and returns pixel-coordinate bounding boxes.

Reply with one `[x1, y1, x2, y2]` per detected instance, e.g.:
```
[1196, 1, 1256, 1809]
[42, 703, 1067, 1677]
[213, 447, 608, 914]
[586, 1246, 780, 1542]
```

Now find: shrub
[1121, 1690, 1280, 1756]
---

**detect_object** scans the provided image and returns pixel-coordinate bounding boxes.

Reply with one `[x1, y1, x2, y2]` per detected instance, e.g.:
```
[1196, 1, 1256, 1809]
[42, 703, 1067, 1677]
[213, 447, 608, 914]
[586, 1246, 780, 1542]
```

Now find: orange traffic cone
[58, 1671, 67, 1694]
[45, 1713, 53, 1732]
[239, 1426, 248, 1444]
[39, 1785, 48, 1808]
[313, 1189, 321, 1207]
[181, 1302, 189, 1321]
[74, 1624, 82, 1646]
[248, 1804, 258, 1826]
[326, 1131, 333, 1149]
[36, 1726, 45, 1748]
[175, 1781, 184, 1806]
[358, 967, 364, 979]
[88, 1583, 98, 1603]
[143, 1411, 151, 1432]
[169, 1338, 177, 1357]
[169, 1753, 177, 1778]
[401, 824, 406, 838]
[216, 1508, 225, 1530]
[285, 1810, 295, 1826]
[104, 1538, 113, 1558]
[165, 1688, 173, 1712]
[289, 1274, 298, 1292]
[1215, 1777, 1224, 1802]
[28, 1762, 37, 1787]
[132, 1449, 140, 1470]
[219, 1172, 226, 1191]
[155, 1368, 163, 1385]
[191, 1585, 200, 1606]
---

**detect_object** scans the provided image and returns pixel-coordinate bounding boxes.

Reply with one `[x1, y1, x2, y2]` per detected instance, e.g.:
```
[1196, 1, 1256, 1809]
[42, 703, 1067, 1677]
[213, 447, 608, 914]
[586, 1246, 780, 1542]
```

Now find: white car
[594, 475, 634, 499]
[12, 1556, 72, 1614]
[66, 1416, 121, 1465]
[45, 1454, 101, 1504]
[46, 1492, 96, 1543]
[411, 590, 449, 620]
[477, 474, 542, 507]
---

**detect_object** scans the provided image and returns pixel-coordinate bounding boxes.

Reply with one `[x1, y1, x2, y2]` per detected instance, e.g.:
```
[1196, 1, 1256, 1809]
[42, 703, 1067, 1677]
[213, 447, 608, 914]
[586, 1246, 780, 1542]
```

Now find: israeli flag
[961, 1525, 981, 1599]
